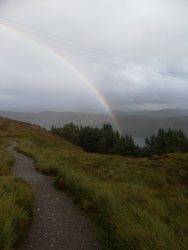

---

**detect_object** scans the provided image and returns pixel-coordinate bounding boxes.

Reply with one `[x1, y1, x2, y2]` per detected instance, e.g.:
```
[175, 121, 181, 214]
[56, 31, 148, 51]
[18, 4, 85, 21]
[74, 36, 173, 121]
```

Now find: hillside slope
[0, 117, 188, 250]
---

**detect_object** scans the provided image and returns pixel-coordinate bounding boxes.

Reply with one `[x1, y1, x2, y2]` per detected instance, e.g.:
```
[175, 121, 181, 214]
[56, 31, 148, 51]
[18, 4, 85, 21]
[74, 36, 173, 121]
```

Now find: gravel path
[9, 144, 100, 250]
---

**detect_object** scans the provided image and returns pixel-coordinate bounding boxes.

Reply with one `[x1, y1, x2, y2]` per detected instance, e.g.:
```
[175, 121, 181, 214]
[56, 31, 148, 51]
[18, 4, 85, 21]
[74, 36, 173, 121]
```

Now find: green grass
[0, 117, 188, 250]
[0, 133, 34, 250]
[0, 146, 15, 176]
[0, 177, 34, 250]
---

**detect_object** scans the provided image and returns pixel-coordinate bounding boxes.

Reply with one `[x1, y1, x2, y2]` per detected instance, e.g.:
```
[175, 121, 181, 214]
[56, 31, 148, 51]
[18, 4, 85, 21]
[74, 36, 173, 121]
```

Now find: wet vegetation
[0, 117, 188, 250]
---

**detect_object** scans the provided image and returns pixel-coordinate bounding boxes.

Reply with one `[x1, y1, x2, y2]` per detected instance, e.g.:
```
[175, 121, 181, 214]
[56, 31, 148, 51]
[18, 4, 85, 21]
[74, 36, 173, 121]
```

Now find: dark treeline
[51, 123, 188, 157]
[145, 128, 188, 155]
[51, 123, 141, 156]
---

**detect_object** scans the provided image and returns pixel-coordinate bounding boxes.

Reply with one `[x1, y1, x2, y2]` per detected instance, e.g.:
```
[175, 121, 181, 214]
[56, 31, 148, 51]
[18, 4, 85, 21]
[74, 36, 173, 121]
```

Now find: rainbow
[0, 21, 122, 133]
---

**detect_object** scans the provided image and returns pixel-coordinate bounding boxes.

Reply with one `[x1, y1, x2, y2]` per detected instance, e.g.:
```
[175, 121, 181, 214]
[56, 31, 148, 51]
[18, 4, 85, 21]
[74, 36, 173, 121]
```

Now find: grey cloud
[0, 0, 188, 112]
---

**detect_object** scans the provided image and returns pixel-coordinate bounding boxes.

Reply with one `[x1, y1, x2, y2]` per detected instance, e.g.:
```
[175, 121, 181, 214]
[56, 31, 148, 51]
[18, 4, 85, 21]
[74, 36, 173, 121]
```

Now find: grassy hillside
[0, 117, 188, 250]
[0, 137, 34, 250]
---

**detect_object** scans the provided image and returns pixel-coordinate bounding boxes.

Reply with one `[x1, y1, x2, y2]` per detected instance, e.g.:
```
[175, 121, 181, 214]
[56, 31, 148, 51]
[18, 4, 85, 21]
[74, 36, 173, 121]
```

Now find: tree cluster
[51, 124, 188, 157]
[51, 123, 140, 157]
[145, 128, 188, 155]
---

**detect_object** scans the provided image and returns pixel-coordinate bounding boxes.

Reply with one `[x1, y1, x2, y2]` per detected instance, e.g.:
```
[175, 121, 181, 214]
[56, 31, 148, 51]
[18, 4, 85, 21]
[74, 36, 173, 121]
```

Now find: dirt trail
[9, 144, 100, 250]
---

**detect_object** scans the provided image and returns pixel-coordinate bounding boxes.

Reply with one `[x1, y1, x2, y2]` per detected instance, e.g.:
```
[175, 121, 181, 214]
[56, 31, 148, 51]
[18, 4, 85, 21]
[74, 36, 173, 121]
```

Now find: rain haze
[0, 0, 188, 113]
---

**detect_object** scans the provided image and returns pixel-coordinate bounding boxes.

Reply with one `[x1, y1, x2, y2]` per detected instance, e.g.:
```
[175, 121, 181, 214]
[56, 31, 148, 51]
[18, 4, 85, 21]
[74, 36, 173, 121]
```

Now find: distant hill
[0, 109, 188, 137]
[130, 109, 188, 118]
[112, 109, 188, 117]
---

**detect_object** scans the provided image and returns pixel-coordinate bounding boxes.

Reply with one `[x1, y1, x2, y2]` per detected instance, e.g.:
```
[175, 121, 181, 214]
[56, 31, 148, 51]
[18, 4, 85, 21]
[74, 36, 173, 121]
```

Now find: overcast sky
[0, 0, 188, 112]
